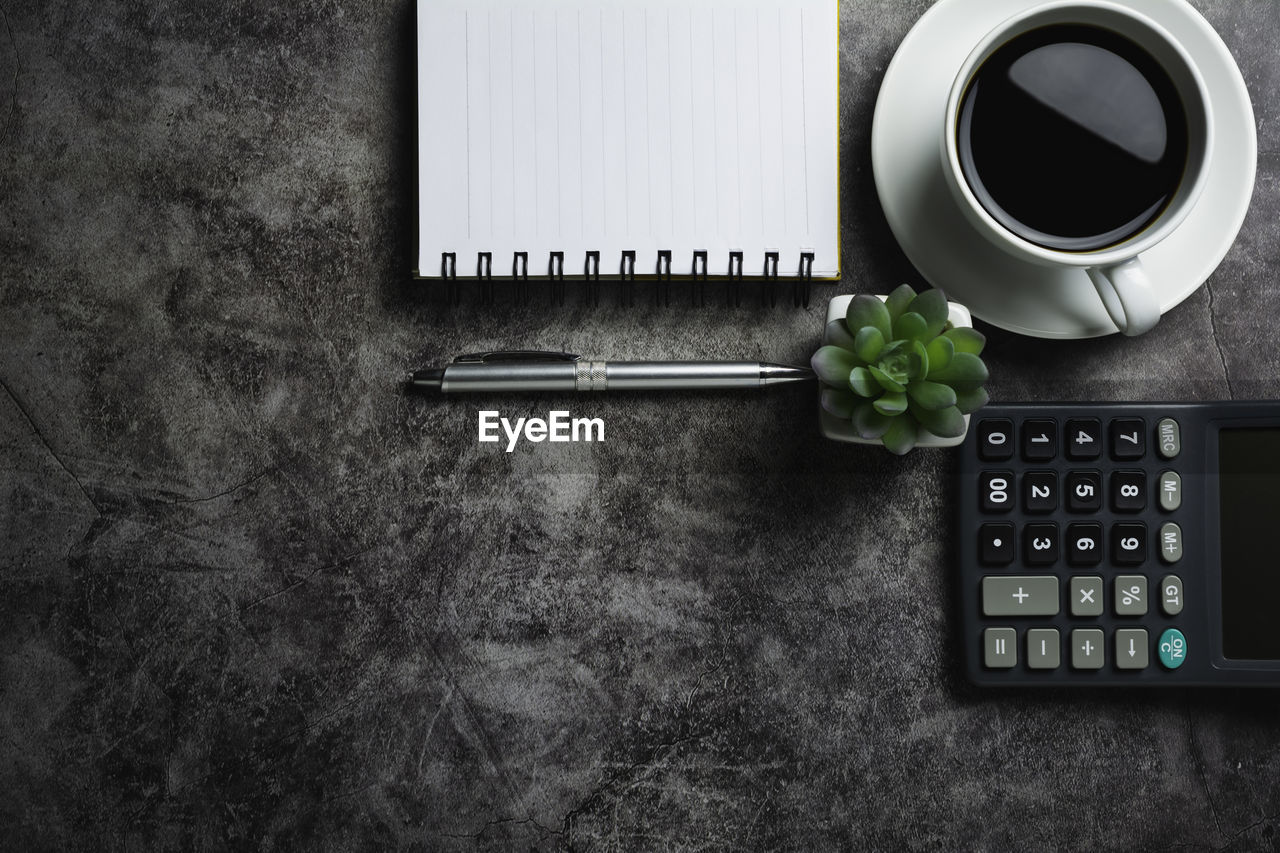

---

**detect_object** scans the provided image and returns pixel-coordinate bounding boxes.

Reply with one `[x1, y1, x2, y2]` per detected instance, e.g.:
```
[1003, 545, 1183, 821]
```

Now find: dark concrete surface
[4, 0, 1280, 849]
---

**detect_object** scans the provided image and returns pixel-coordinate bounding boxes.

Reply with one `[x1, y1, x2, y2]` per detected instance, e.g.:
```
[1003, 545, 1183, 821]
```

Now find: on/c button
[1159, 629, 1187, 670]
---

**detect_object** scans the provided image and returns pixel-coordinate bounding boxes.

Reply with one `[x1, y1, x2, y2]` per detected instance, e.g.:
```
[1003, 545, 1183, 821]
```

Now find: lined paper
[418, 0, 839, 278]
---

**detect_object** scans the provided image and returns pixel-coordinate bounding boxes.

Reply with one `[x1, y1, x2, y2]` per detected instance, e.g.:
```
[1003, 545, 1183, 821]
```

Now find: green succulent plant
[812, 285, 990, 455]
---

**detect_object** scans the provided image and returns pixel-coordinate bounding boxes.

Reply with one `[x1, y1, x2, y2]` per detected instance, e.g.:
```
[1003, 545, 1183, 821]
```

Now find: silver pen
[407, 351, 814, 392]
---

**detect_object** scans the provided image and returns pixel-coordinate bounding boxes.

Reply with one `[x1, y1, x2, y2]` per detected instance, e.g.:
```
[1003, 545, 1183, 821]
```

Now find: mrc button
[1157, 418, 1181, 459]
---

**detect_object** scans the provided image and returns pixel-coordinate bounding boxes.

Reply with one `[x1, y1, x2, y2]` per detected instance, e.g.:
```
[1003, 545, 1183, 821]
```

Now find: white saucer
[871, 0, 1257, 339]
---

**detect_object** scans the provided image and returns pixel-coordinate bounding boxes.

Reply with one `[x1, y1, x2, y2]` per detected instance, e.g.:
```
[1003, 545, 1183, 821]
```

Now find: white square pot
[818, 294, 973, 448]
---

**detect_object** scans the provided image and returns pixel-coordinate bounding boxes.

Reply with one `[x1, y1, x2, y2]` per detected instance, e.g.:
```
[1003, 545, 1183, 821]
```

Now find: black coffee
[957, 24, 1188, 252]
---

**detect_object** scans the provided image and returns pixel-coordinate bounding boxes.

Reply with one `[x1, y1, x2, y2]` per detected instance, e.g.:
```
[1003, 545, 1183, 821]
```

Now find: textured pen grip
[575, 361, 607, 391]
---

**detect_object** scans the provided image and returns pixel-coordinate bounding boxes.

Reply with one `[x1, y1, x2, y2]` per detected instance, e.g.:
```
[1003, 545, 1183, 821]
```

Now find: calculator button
[1072, 628, 1105, 669]
[1027, 628, 1061, 669]
[1115, 628, 1149, 669]
[1110, 418, 1146, 459]
[1114, 575, 1149, 616]
[1111, 522, 1147, 565]
[1158, 522, 1182, 563]
[1157, 418, 1181, 459]
[978, 418, 1015, 461]
[1066, 471, 1102, 512]
[984, 627, 1017, 668]
[1023, 523, 1060, 566]
[1158, 628, 1187, 670]
[1066, 522, 1104, 566]
[1022, 419, 1057, 461]
[1066, 418, 1102, 460]
[982, 576, 1060, 616]
[980, 522, 1015, 566]
[1070, 576, 1104, 617]
[1111, 470, 1147, 512]
[1158, 471, 1182, 511]
[980, 471, 1015, 512]
[1160, 574, 1184, 616]
[1023, 471, 1058, 513]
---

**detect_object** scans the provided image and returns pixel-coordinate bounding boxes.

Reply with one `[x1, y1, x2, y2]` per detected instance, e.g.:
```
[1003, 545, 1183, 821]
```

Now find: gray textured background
[4, 0, 1280, 849]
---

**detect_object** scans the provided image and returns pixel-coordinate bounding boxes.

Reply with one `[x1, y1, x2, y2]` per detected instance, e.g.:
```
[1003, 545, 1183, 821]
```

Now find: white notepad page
[417, 0, 839, 279]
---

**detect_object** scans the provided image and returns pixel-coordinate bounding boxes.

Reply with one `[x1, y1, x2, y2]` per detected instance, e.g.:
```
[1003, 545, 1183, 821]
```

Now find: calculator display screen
[1219, 428, 1280, 660]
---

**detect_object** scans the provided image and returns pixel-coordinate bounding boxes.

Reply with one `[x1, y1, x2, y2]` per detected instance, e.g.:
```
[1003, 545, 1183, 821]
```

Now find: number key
[1112, 522, 1147, 566]
[1111, 470, 1147, 512]
[1023, 419, 1057, 461]
[1066, 471, 1102, 512]
[979, 418, 1014, 461]
[1024, 522, 1059, 565]
[1066, 418, 1102, 460]
[1066, 522, 1104, 566]
[1024, 471, 1058, 513]
[1110, 417, 1147, 460]
[981, 471, 1014, 512]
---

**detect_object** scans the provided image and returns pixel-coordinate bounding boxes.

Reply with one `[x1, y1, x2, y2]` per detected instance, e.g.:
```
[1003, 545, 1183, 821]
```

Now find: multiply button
[1066, 418, 1102, 460]
[1070, 576, 1104, 617]
[979, 418, 1015, 461]
[1110, 418, 1146, 460]
[982, 576, 1060, 616]
[1022, 419, 1057, 461]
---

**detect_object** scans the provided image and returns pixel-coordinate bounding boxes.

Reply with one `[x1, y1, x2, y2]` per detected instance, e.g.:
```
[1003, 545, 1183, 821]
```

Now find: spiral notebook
[416, 0, 839, 282]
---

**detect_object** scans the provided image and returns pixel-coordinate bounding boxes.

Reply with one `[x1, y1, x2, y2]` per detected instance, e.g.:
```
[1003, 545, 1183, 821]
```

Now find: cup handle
[1086, 258, 1161, 336]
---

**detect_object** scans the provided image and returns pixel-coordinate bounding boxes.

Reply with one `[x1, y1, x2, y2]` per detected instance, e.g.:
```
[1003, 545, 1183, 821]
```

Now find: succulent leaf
[884, 284, 916, 321]
[927, 351, 989, 391]
[811, 345, 860, 387]
[868, 364, 906, 393]
[873, 391, 908, 416]
[943, 326, 987, 355]
[825, 319, 858, 352]
[852, 403, 893, 439]
[907, 379, 957, 411]
[913, 403, 967, 438]
[908, 289, 950, 338]
[846, 295, 892, 341]
[849, 366, 879, 398]
[892, 311, 928, 343]
[853, 326, 885, 362]
[925, 335, 955, 372]
[881, 417, 919, 455]
[955, 386, 990, 415]
[910, 340, 929, 379]
[821, 388, 858, 419]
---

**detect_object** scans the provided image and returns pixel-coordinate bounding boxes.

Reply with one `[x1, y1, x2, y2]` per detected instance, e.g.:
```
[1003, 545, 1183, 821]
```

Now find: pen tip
[405, 368, 445, 393]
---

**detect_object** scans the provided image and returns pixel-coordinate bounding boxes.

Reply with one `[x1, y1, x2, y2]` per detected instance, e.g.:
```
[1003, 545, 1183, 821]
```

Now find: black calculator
[958, 402, 1280, 687]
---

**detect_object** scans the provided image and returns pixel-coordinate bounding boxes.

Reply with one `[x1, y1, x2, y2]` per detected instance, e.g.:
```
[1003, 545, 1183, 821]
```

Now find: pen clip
[452, 350, 581, 364]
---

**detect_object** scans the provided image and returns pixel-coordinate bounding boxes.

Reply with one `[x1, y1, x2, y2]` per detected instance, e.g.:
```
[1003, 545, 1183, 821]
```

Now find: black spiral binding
[585, 251, 601, 307]
[692, 250, 708, 307]
[656, 250, 672, 306]
[727, 251, 744, 307]
[620, 250, 636, 307]
[441, 252, 458, 305]
[796, 252, 815, 308]
[477, 252, 493, 304]
[549, 252, 565, 305]
[513, 251, 529, 304]
[764, 251, 780, 307]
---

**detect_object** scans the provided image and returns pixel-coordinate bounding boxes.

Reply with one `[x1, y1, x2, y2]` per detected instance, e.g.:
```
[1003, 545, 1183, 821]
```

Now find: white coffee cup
[941, 0, 1213, 336]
